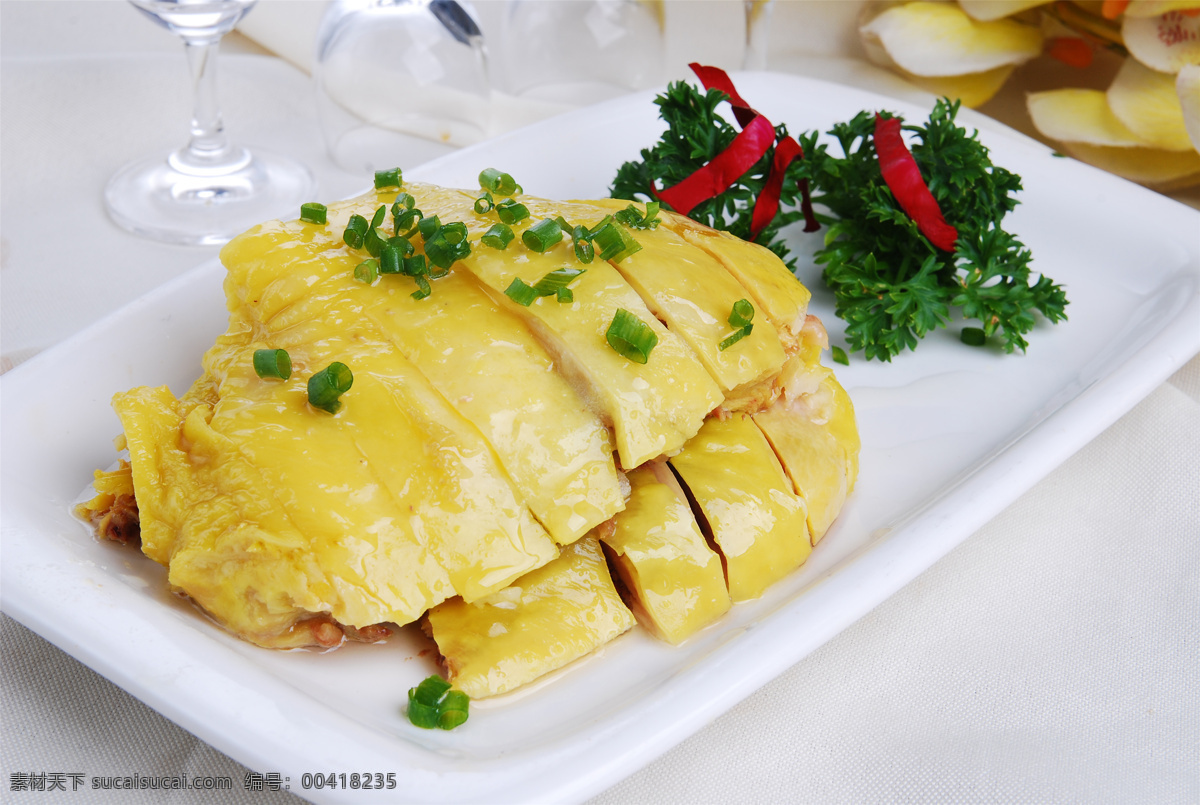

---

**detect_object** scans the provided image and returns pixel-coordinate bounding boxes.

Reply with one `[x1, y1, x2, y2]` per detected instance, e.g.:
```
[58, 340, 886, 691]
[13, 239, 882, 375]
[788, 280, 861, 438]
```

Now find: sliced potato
[1108, 58, 1194, 151]
[860, 1, 1043, 77]
[1027, 88, 1145, 146]
[897, 63, 1017, 107]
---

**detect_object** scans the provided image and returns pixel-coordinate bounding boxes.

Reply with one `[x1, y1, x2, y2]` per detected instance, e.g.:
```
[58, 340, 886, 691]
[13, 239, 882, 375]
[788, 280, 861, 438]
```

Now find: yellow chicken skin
[82, 178, 858, 690]
[599, 463, 730, 644]
[425, 537, 635, 698]
[668, 414, 812, 602]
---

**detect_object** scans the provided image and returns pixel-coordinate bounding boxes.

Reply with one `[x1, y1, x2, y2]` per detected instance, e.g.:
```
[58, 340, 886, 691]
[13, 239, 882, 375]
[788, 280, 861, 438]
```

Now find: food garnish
[611, 65, 1069, 361]
[299, 202, 327, 225]
[407, 676, 469, 730]
[252, 348, 291, 380]
[307, 361, 353, 414]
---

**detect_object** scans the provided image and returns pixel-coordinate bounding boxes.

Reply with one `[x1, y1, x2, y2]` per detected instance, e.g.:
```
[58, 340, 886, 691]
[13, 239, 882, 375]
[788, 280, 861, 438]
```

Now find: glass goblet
[105, 0, 315, 246]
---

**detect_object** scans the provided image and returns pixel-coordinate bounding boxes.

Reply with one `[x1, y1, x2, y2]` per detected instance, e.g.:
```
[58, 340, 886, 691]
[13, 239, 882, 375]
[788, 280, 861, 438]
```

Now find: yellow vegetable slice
[895, 63, 1017, 108]
[1027, 88, 1146, 146]
[860, 1, 1043, 77]
[601, 463, 730, 644]
[1108, 58, 1194, 152]
[669, 414, 811, 602]
[1058, 142, 1200, 188]
[426, 537, 635, 698]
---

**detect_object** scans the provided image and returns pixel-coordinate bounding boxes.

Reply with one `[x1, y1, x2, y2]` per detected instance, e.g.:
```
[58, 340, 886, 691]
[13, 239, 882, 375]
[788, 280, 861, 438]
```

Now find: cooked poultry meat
[81, 179, 859, 695]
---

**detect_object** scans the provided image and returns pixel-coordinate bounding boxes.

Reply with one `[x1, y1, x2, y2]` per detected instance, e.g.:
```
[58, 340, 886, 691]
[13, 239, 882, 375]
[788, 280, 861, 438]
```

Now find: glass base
[105, 148, 316, 246]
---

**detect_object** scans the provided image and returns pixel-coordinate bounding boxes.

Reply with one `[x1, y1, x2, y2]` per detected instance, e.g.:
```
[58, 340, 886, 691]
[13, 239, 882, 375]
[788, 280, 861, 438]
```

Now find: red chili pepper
[873, 114, 958, 252]
[658, 64, 818, 234]
[656, 114, 776, 216]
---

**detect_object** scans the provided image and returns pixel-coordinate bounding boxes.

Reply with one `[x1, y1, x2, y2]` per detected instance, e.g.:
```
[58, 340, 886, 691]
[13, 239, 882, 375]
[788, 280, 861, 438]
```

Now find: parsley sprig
[611, 81, 1068, 362]
[610, 81, 806, 266]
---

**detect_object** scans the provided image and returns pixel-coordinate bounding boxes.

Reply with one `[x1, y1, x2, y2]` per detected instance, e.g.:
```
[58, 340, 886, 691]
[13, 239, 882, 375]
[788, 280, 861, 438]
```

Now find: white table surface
[2, 2, 1197, 803]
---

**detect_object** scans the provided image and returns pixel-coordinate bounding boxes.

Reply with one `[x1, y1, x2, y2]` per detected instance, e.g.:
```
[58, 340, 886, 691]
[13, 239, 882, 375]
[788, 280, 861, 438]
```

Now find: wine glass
[496, 0, 664, 109]
[314, 0, 491, 177]
[105, 0, 315, 246]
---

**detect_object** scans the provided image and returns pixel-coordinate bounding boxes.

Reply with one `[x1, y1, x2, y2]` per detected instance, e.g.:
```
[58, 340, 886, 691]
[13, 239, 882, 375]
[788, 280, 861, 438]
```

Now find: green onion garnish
[591, 220, 642, 263]
[718, 327, 750, 351]
[411, 275, 432, 300]
[606, 309, 658, 364]
[380, 242, 405, 274]
[252, 348, 291, 380]
[374, 167, 402, 189]
[393, 192, 415, 211]
[343, 214, 369, 249]
[403, 254, 428, 277]
[533, 267, 585, 298]
[354, 258, 380, 284]
[504, 277, 538, 307]
[961, 327, 987, 347]
[831, 345, 849, 365]
[370, 204, 386, 230]
[307, 362, 353, 414]
[482, 223, 514, 250]
[557, 288, 573, 303]
[441, 221, 469, 245]
[474, 192, 494, 214]
[729, 299, 754, 329]
[614, 201, 661, 230]
[395, 207, 422, 235]
[418, 214, 442, 240]
[407, 675, 468, 730]
[364, 225, 388, 258]
[496, 199, 530, 225]
[478, 168, 518, 197]
[522, 218, 563, 253]
[299, 202, 327, 225]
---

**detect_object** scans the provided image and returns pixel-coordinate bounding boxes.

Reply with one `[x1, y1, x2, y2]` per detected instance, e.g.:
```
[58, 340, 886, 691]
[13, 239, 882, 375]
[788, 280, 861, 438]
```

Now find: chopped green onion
[504, 277, 538, 307]
[478, 168, 518, 196]
[343, 214, 369, 249]
[496, 199, 530, 225]
[482, 223, 514, 250]
[393, 192, 415, 211]
[380, 242, 405, 274]
[831, 345, 849, 365]
[418, 214, 442, 240]
[474, 192, 494, 214]
[403, 254, 428, 277]
[370, 204, 386, 230]
[395, 207, 422, 235]
[557, 287, 573, 303]
[522, 218, 563, 252]
[252, 348, 291, 380]
[307, 362, 353, 414]
[441, 221, 469, 245]
[961, 327, 987, 347]
[411, 275, 432, 300]
[354, 258, 380, 284]
[572, 225, 595, 264]
[299, 202, 327, 225]
[614, 201, 661, 230]
[407, 675, 468, 730]
[718, 327, 751, 351]
[425, 230, 471, 270]
[364, 225, 388, 258]
[374, 167, 402, 189]
[533, 267, 584, 297]
[554, 215, 571, 231]
[591, 220, 642, 263]
[606, 309, 658, 364]
[728, 299, 754, 329]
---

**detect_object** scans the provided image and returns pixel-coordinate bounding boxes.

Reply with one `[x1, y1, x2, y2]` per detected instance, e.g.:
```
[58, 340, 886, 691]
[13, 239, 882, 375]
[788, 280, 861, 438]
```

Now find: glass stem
[170, 35, 248, 174]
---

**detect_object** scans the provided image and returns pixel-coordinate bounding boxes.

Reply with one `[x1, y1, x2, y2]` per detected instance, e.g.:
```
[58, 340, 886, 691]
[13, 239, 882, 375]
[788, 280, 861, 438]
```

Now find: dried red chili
[1047, 37, 1093, 68]
[872, 113, 958, 252]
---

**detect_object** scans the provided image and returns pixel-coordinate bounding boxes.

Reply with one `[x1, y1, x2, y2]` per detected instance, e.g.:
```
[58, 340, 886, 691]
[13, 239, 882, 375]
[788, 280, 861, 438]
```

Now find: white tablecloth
[2, 3, 1197, 803]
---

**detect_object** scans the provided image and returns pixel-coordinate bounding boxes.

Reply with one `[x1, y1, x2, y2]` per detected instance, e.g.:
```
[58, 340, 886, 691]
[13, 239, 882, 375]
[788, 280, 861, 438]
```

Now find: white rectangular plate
[3, 73, 1198, 804]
